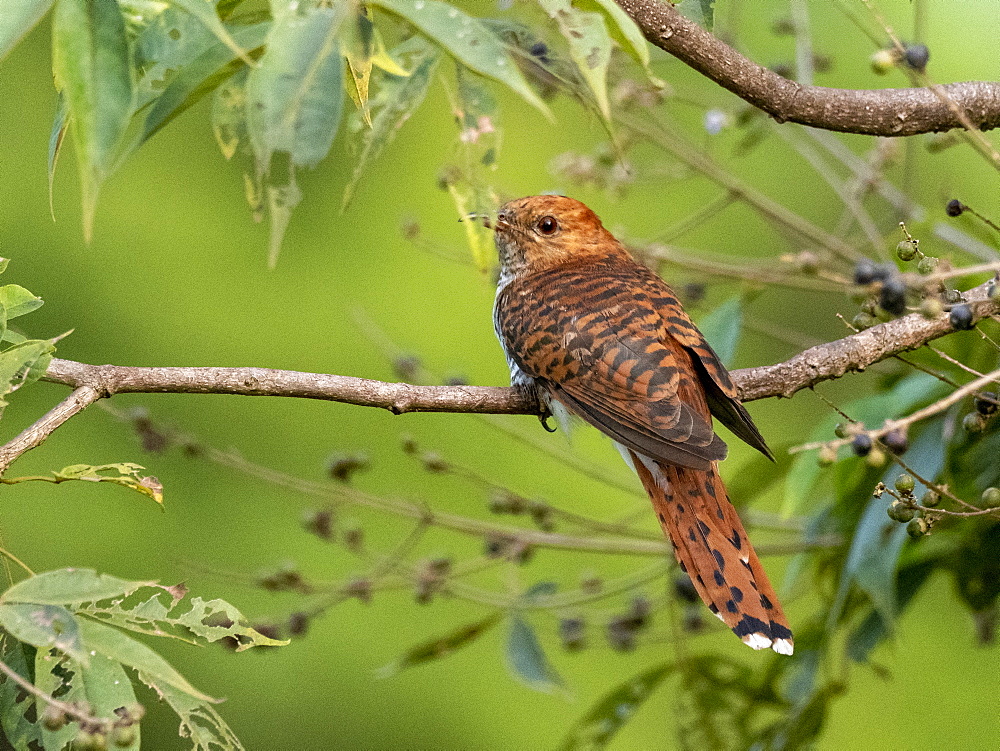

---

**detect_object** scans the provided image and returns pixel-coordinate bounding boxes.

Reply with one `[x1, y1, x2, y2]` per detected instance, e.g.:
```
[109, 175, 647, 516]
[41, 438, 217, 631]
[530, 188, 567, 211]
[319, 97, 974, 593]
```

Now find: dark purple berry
[903, 44, 929, 70]
[674, 574, 699, 604]
[945, 199, 964, 217]
[882, 429, 909, 455]
[854, 260, 877, 285]
[879, 278, 908, 315]
[852, 434, 873, 457]
[949, 304, 975, 330]
[975, 392, 998, 416]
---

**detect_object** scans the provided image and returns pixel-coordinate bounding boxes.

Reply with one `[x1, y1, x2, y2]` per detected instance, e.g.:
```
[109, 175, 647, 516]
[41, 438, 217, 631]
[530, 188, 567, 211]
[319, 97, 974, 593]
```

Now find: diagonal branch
[613, 0, 1000, 136]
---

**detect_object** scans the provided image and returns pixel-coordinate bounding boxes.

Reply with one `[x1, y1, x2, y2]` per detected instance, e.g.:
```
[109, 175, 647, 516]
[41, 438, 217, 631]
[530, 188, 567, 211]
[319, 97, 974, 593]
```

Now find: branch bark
[613, 0, 1000, 136]
[38, 282, 998, 409]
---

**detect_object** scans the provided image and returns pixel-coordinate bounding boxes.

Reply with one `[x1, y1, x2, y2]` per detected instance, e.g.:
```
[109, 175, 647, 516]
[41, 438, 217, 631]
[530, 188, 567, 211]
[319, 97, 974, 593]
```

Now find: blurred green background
[1, 0, 999, 748]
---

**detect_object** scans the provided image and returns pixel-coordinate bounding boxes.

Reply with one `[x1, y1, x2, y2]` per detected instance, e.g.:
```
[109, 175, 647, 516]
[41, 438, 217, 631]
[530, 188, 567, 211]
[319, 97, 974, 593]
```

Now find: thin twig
[0, 386, 101, 474]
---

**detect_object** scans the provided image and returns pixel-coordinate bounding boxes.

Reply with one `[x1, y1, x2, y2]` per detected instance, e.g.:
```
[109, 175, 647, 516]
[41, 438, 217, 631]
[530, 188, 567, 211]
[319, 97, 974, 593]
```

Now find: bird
[490, 195, 793, 655]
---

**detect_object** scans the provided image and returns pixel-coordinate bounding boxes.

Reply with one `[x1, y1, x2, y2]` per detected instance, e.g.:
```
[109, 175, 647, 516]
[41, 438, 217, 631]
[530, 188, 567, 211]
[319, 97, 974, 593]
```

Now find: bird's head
[491, 195, 625, 278]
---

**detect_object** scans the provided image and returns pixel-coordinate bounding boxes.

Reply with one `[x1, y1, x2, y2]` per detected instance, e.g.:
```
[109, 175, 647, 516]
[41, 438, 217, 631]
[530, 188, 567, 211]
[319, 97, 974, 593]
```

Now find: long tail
[629, 450, 794, 654]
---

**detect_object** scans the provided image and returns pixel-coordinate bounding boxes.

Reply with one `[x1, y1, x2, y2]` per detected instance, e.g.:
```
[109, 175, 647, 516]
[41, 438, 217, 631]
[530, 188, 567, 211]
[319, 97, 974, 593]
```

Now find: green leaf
[2, 569, 154, 606]
[379, 613, 502, 676]
[367, 0, 552, 119]
[0, 603, 87, 664]
[342, 36, 439, 209]
[36, 649, 141, 751]
[75, 617, 216, 703]
[0, 637, 42, 750]
[211, 67, 249, 159]
[582, 0, 649, 66]
[0, 339, 56, 417]
[48, 93, 69, 219]
[78, 592, 288, 650]
[506, 615, 563, 694]
[138, 678, 243, 750]
[51, 462, 165, 505]
[537, 0, 612, 119]
[560, 662, 674, 750]
[52, 0, 135, 241]
[676, 0, 715, 30]
[0, 284, 43, 319]
[168, 0, 256, 66]
[140, 21, 271, 147]
[0, 0, 53, 62]
[696, 295, 742, 368]
[246, 2, 347, 170]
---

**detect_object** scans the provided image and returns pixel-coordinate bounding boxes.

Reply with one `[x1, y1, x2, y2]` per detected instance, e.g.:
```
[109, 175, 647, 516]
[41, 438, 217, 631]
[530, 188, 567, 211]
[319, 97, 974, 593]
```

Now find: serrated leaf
[138, 677, 243, 750]
[368, 0, 551, 119]
[676, 0, 715, 30]
[380, 613, 502, 676]
[506, 615, 563, 694]
[582, 0, 649, 67]
[560, 662, 674, 749]
[0, 603, 87, 664]
[0, 638, 42, 750]
[2, 569, 154, 606]
[0, 0, 53, 62]
[246, 2, 347, 170]
[75, 617, 216, 703]
[0, 284, 43, 319]
[52, 0, 135, 241]
[537, 0, 612, 119]
[696, 295, 742, 368]
[140, 21, 270, 147]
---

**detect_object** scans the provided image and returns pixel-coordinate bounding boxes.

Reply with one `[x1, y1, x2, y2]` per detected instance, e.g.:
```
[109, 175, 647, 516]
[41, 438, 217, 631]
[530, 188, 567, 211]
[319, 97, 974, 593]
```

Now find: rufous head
[493, 195, 624, 277]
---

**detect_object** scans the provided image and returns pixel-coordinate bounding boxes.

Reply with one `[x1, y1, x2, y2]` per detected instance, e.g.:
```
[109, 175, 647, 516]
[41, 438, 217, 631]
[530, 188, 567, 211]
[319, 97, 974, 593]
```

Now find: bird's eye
[536, 216, 559, 235]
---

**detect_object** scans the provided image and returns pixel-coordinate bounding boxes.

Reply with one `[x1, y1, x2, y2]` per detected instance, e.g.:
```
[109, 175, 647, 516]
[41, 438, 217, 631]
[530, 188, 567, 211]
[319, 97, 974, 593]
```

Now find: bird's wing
[497, 263, 726, 470]
[632, 265, 773, 460]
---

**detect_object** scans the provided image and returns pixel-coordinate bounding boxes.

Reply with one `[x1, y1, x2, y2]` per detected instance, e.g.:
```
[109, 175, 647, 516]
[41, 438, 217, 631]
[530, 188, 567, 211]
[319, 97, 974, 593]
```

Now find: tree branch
[36, 281, 998, 411]
[613, 0, 1000, 136]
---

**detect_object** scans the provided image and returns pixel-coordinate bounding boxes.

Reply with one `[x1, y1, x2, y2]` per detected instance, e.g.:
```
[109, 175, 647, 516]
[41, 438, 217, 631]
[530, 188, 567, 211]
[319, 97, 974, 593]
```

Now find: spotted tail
[630, 450, 793, 654]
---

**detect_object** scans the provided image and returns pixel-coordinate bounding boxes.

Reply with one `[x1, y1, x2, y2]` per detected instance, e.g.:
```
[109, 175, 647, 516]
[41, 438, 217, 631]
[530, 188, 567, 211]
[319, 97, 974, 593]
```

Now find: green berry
[112, 726, 138, 748]
[963, 412, 987, 434]
[894, 474, 915, 493]
[917, 256, 939, 275]
[907, 517, 929, 538]
[896, 241, 918, 261]
[982, 487, 1000, 508]
[866, 447, 887, 468]
[943, 288, 962, 304]
[852, 312, 876, 330]
[41, 706, 67, 731]
[920, 298, 944, 319]
[817, 445, 838, 466]
[870, 49, 897, 74]
[887, 501, 915, 523]
[920, 489, 941, 508]
[834, 423, 851, 439]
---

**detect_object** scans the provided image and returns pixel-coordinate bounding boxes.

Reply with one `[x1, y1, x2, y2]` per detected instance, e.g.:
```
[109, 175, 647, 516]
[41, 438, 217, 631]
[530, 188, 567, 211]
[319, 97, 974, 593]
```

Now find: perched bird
[491, 195, 793, 654]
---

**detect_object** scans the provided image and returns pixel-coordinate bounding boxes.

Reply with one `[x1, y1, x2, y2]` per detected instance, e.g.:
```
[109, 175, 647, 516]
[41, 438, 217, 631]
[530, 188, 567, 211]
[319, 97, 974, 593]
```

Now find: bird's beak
[461, 212, 497, 229]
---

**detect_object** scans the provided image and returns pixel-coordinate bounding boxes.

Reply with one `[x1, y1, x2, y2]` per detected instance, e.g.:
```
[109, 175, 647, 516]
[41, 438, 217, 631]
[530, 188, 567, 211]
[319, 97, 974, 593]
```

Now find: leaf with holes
[0, 637, 41, 749]
[1, 569, 156, 606]
[48, 463, 164, 505]
[368, 0, 551, 119]
[0, 603, 87, 664]
[537, 0, 612, 119]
